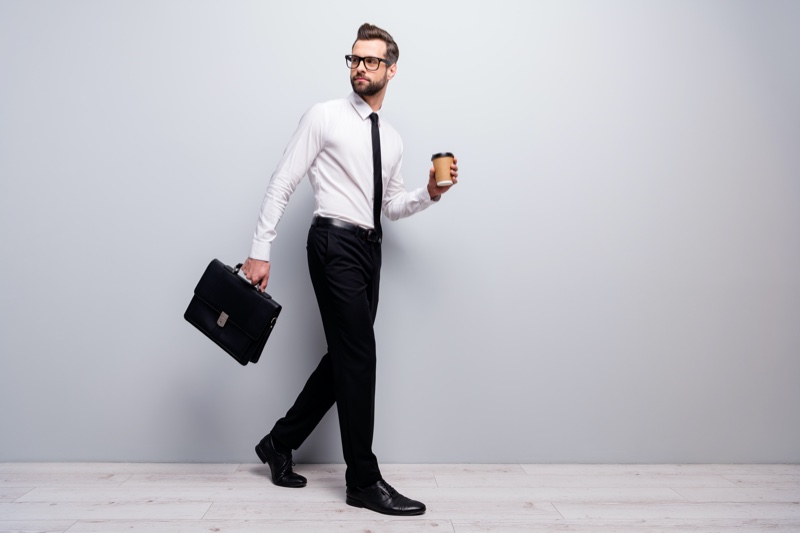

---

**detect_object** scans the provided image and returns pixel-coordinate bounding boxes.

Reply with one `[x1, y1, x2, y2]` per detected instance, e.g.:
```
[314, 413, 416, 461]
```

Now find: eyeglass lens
[346, 55, 382, 70]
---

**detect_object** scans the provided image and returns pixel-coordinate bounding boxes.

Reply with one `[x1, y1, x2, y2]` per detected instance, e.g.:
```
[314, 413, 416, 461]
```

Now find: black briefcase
[184, 259, 281, 365]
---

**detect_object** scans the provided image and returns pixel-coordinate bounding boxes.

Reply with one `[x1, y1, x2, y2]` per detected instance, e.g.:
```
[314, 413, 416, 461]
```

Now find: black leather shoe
[255, 434, 307, 488]
[346, 479, 426, 516]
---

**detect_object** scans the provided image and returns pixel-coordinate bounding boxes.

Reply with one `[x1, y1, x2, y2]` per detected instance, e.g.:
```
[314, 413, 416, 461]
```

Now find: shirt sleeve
[249, 104, 326, 261]
[382, 144, 438, 221]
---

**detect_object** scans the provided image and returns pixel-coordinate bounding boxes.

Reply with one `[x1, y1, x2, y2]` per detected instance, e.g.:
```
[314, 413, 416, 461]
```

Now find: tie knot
[369, 113, 379, 125]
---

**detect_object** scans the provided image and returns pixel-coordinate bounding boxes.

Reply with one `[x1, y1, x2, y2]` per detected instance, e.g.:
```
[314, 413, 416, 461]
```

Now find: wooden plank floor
[1, 463, 799, 532]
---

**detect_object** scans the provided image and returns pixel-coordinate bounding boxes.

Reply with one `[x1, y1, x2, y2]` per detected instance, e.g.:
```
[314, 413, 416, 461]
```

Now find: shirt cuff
[417, 187, 439, 205]
[249, 240, 271, 262]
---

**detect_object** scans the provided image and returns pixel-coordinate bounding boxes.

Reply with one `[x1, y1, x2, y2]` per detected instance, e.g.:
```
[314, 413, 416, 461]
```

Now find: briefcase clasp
[217, 312, 229, 327]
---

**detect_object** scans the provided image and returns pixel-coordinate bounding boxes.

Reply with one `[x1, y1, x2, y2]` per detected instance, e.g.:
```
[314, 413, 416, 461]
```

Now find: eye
[364, 57, 380, 68]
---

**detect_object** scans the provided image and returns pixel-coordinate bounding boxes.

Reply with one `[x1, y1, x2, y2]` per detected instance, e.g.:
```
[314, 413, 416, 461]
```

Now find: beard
[351, 72, 388, 97]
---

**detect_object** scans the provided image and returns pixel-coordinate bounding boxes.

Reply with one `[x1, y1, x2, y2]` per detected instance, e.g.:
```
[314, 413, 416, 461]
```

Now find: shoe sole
[346, 496, 426, 516]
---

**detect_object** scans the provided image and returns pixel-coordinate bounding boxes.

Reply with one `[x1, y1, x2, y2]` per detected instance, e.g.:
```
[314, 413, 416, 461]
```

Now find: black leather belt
[312, 216, 381, 243]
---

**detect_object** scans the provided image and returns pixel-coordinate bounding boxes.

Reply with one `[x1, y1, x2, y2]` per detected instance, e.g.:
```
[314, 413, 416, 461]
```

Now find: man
[241, 23, 458, 516]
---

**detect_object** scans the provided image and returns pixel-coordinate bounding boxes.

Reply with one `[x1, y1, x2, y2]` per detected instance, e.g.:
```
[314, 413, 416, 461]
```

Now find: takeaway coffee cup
[431, 152, 455, 186]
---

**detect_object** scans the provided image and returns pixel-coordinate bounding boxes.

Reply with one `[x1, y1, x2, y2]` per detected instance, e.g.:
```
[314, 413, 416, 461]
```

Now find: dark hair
[353, 23, 399, 65]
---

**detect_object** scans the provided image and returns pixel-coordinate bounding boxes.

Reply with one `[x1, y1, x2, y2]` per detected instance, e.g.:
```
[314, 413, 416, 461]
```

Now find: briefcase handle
[231, 263, 267, 296]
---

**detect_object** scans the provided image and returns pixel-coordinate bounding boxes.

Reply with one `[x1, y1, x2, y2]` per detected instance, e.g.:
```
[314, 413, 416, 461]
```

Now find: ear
[387, 62, 397, 81]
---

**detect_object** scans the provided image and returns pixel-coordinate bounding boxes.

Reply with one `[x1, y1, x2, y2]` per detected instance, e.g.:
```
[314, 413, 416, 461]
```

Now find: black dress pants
[270, 224, 382, 488]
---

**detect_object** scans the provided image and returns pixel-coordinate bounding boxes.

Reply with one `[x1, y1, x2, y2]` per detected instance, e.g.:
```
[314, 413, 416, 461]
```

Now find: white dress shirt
[250, 92, 436, 261]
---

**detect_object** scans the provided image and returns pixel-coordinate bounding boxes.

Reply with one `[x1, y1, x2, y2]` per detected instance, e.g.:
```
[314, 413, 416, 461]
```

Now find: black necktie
[369, 112, 382, 238]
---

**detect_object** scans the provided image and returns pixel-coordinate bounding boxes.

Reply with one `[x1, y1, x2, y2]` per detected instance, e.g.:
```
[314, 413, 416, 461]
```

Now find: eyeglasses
[345, 54, 392, 71]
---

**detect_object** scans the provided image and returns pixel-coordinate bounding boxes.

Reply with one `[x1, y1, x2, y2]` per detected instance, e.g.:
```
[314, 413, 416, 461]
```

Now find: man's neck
[359, 90, 386, 112]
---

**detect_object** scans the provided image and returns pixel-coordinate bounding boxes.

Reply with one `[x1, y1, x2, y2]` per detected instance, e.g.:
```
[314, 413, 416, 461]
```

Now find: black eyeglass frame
[345, 54, 393, 71]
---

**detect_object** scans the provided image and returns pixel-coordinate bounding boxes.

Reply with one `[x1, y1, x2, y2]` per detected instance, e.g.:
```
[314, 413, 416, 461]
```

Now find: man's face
[350, 39, 396, 97]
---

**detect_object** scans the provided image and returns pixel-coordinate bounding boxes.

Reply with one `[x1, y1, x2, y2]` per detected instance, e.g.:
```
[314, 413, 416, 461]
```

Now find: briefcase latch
[217, 312, 229, 327]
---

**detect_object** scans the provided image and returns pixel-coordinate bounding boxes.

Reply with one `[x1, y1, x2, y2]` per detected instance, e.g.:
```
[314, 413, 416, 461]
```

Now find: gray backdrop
[1, 0, 798, 464]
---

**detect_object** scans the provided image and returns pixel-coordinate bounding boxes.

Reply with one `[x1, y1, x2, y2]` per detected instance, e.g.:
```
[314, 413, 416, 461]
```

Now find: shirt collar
[348, 92, 380, 121]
